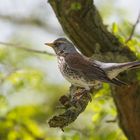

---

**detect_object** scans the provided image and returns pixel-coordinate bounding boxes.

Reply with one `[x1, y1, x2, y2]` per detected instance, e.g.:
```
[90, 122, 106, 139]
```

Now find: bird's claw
[72, 89, 92, 103]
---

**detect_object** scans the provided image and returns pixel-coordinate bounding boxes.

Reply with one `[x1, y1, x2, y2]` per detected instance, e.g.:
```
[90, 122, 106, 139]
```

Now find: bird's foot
[72, 89, 92, 103]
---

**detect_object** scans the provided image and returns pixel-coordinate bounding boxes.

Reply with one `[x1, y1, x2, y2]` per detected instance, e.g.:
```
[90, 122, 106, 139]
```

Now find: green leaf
[112, 22, 118, 34]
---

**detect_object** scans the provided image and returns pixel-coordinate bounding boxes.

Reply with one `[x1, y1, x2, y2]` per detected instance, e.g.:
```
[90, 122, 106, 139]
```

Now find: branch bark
[48, 87, 93, 130]
[48, 0, 140, 139]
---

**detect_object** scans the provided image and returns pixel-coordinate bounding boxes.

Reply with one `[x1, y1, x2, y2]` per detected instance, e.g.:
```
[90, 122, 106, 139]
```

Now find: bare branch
[0, 41, 55, 56]
[125, 12, 140, 43]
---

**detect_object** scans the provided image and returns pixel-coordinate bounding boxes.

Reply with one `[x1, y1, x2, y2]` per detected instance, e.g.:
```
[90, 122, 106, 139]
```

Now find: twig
[0, 41, 55, 56]
[125, 12, 140, 43]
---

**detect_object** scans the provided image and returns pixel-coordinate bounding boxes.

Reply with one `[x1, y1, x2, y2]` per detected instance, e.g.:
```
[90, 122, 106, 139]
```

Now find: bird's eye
[54, 42, 61, 46]
[60, 50, 64, 54]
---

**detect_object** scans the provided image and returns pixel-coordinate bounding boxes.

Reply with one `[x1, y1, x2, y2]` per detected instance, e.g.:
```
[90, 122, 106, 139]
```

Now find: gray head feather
[53, 38, 77, 56]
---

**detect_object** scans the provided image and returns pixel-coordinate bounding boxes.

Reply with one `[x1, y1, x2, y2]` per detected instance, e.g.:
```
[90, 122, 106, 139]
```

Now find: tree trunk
[48, 0, 140, 139]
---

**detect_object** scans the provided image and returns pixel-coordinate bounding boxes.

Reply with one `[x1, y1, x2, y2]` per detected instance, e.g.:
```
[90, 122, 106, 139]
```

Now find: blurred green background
[0, 0, 140, 140]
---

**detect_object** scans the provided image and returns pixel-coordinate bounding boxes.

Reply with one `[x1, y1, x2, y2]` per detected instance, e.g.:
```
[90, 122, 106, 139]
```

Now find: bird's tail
[126, 61, 140, 69]
[105, 61, 140, 80]
[115, 61, 140, 72]
[110, 61, 140, 86]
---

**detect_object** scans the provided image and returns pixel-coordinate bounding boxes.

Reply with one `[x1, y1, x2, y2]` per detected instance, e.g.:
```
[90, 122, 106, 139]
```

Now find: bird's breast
[58, 56, 66, 71]
[57, 56, 101, 89]
[57, 56, 71, 76]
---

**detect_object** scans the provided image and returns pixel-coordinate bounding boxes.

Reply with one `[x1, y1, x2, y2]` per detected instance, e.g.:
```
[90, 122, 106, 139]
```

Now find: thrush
[45, 38, 140, 90]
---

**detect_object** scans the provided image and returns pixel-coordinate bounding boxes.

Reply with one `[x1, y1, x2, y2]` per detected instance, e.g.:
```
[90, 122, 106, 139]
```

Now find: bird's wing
[65, 53, 122, 85]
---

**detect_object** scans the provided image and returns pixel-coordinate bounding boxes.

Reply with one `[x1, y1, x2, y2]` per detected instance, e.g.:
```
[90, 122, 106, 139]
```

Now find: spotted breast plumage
[57, 55, 100, 89]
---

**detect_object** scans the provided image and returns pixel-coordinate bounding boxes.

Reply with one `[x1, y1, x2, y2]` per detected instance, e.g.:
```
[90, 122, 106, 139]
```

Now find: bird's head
[45, 38, 77, 56]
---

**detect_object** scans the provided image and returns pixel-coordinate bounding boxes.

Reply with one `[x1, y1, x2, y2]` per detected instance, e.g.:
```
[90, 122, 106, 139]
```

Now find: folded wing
[65, 53, 125, 86]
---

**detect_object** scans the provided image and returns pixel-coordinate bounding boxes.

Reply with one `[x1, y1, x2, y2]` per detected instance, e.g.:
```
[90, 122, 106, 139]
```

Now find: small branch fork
[125, 12, 140, 43]
[0, 41, 55, 56]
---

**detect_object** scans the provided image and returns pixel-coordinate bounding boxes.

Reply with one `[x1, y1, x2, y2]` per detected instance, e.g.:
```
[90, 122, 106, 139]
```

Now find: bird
[45, 38, 140, 91]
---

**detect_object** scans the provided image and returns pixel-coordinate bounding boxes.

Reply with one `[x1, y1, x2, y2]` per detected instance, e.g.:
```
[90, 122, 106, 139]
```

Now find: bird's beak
[45, 42, 55, 47]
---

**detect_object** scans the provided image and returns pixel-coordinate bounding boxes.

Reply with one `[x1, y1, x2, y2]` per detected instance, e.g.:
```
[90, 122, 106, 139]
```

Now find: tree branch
[0, 41, 55, 56]
[125, 12, 140, 43]
[48, 86, 97, 130]
[49, 0, 135, 59]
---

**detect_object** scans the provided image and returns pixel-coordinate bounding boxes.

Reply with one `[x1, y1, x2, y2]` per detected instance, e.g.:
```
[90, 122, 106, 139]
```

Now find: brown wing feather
[65, 53, 110, 82]
[65, 53, 123, 86]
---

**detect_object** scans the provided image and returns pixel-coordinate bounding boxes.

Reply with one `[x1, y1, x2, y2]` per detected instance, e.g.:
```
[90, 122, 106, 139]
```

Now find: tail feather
[108, 61, 140, 86]
[105, 61, 140, 79]
[127, 61, 140, 69]
[118, 61, 140, 69]
[111, 78, 128, 86]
